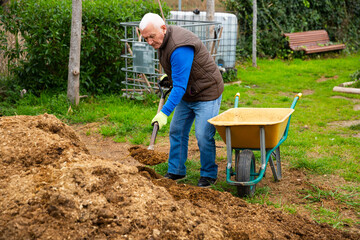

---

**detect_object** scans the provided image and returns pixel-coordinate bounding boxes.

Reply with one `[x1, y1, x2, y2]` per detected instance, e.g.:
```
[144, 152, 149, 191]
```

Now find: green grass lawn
[1, 53, 359, 229]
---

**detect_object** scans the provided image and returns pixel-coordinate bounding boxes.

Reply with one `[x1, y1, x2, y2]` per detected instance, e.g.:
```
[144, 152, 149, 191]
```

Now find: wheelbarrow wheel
[236, 149, 256, 197]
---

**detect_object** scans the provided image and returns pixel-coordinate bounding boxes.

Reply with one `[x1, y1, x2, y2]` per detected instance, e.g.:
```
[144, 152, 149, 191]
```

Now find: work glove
[151, 111, 168, 130]
[159, 74, 172, 88]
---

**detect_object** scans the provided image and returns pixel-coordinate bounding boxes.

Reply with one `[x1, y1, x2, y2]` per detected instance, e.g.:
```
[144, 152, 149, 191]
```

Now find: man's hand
[151, 111, 168, 130]
[159, 74, 172, 88]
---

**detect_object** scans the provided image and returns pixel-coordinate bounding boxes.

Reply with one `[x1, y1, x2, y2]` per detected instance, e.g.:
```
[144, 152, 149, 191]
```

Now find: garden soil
[0, 114, 359, 240]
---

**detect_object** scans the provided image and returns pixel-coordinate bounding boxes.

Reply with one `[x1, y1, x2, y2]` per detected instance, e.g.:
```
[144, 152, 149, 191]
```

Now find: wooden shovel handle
[148, 95, 166, 150]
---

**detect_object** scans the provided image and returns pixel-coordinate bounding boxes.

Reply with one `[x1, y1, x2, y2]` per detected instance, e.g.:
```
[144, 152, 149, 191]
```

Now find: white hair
[139, 13, 165, 30]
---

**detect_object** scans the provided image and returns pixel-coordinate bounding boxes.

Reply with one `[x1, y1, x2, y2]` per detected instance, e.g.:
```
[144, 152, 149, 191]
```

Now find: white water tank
[170, 11, 238, 69]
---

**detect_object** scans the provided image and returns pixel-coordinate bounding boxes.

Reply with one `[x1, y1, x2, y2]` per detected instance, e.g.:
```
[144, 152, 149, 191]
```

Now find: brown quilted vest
[158, 25, 224, 102]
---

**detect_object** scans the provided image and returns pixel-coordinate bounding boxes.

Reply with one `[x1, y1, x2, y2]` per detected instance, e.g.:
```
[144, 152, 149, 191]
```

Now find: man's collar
[159, 25, 171, 49]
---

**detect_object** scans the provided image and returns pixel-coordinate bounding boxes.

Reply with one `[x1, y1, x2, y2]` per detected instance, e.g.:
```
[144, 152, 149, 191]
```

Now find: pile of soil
[129, 146, 168, 166]
[0, 114, 359, 239]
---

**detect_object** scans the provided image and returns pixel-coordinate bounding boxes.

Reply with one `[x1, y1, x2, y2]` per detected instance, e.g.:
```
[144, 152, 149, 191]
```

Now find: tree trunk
[252, 0, 257, 67]
[206, 0, 215, 22]
[206, 0, 215, 50]
[67, 0, 82, 105]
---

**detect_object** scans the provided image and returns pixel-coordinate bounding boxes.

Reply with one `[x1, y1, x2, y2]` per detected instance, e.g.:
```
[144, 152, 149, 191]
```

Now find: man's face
[140, 23, 166, 49]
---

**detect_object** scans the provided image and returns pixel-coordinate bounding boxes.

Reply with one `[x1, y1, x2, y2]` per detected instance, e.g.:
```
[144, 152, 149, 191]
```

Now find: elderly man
[139, 13, 224, 187]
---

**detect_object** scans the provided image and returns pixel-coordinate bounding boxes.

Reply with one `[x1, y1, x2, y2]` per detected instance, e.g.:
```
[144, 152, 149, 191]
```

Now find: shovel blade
[148, 122, 159, 151]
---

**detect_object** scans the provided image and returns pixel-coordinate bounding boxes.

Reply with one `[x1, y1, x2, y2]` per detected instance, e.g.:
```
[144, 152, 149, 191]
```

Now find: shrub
[350, 70, 360, 82]
[350, 69, 360, 88]
[0, 0, 170, 95]
[222, 68, 238, 83]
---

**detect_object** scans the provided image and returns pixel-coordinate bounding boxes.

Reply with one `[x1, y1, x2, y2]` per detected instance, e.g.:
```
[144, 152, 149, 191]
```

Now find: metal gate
[120, 19, 222, 97]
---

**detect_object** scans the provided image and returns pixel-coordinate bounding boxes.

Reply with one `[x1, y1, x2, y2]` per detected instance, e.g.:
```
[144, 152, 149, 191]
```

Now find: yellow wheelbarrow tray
[208, 93, 302, 197]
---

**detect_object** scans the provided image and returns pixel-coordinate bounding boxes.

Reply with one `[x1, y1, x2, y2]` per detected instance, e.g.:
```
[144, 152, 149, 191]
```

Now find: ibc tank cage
[120, 19, 222, 96]
[170, 11, 238, 69]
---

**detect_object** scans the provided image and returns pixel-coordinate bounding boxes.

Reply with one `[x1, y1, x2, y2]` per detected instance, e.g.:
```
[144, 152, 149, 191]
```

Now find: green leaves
[302, 0, 310, 8]
[0, 0, 170, 95]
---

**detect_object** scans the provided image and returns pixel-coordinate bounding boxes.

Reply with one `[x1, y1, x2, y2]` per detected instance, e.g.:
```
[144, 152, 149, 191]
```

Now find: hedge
[0, 0, 170, 95]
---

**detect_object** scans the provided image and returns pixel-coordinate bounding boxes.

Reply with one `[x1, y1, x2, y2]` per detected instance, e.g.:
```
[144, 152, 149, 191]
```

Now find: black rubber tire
[235, 149, 256, 197]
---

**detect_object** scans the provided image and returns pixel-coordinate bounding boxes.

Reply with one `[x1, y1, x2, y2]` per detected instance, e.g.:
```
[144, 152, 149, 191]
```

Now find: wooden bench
[283, 30, 345, 54]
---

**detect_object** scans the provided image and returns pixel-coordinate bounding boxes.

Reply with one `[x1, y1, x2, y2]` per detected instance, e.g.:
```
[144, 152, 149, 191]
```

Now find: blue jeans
[167, 95, 222, 179]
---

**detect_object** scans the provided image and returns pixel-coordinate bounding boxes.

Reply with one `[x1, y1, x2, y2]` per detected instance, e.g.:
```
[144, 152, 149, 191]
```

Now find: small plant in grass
[347, 69, 360, 88]
[305, 205, 355, 229]
[150, 162, 168, 176]
[99, 124, 118, 137]
[289, 157, 332, 175]
[177, 159, 202, 186]
[283, 205, 298, 214]
[349, 70, 360, 81]
[130, 132, 149, 145]
[222, 68, 238, 83]
[113, 135, 127, 143]
[151, 159, 202, 186]
[299, 183, 360, 213]
[349, 124, 360, 131]
[245, 186, 300, 214]
[317, 122, 326, 127]
[300, 183, 333, 203]
[279, 96, 291, 102]
[212, 180, 237, 194]
[352, 81, 360, 88]
[245, 186, 271, 204]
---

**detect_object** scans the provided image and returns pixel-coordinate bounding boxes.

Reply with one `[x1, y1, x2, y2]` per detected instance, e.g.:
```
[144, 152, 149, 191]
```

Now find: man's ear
[161, 25, 167, 34]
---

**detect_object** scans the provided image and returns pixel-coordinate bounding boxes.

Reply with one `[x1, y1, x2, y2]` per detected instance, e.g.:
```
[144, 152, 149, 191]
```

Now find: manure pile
[128, 146, 168, 166]
[0, 114, 358, 240]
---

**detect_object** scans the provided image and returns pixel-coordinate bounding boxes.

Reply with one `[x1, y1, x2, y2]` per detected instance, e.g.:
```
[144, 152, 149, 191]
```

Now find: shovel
[148, 82, 172, 150]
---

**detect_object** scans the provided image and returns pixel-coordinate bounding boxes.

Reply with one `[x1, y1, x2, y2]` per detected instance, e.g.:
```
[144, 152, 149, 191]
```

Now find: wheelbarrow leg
[276, 147, 282, 179]
[259, 126, 266, 171]
[234, 149, 240, 177]
[226, 127, 232, 170]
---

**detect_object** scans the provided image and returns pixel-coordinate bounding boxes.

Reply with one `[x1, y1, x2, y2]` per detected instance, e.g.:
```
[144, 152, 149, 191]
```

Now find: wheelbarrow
[208, 93, 302, 197]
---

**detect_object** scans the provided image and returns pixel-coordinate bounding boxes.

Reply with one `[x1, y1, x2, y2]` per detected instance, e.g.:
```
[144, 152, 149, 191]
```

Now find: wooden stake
[136, 27, 141, 42]
[121, 89, 150, 92]
[157, 0, 166, 22]
[128, 78, 157, 85]
[126, 42, 133, 56]
[211, 27, 223, 61]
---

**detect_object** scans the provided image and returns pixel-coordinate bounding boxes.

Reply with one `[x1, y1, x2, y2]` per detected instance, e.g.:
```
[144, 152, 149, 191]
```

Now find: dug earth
[0, 114, 359, 239]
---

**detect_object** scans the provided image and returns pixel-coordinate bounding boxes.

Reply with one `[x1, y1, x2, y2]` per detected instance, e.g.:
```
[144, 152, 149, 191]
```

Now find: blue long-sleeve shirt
[161, 46, 194, 116]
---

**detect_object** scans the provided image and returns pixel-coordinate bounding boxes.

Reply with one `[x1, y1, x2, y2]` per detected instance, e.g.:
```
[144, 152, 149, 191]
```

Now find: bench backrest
[284, 30, 330, 50]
